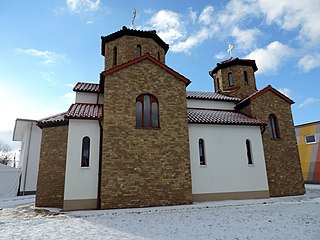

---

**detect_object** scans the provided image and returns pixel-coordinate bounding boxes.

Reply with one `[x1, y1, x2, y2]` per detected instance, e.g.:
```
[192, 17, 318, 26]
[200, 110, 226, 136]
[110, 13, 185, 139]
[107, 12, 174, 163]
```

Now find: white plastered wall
[187, 99, 235, 110]
[64, 119, 100, 201]
[76, 92, 103, 104]
[189, 124, 269, 194]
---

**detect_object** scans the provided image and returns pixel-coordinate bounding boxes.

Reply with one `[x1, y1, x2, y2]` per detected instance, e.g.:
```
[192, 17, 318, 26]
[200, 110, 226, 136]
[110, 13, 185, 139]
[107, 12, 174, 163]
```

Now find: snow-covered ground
[0, 185, 319, 240]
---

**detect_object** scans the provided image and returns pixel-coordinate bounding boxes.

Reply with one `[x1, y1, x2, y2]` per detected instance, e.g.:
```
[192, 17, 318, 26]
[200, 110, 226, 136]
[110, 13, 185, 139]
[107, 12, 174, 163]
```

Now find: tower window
[157, 51, 161, 61]
[244, 71, 248, 85]
[136, 94, 159, 128]
[216, 77, 220, 90]
[269, 114, 280, 139]
[246, 139, 253, 165]
[198, 139, 206, 165]
[81, 136, 90, 167]
[228, 72, 233, 86]
[136, 44, 142, 57]
[305, 135, 316, 144]
[113, 46, 117, 66]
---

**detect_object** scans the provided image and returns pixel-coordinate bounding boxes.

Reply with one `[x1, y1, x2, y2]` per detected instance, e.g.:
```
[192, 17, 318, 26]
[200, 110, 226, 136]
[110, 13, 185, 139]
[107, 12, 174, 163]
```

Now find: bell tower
[209, 58, 258, 99]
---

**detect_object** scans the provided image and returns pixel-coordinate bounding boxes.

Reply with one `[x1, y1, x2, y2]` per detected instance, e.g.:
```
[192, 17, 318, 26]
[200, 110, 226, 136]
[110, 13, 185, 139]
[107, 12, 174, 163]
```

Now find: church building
[35, 27, 305, 211]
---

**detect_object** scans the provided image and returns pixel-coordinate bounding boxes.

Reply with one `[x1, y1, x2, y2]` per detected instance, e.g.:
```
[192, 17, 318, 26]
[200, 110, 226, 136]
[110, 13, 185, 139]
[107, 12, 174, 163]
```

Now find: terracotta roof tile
[188, 108, 265, 126]
[37, 112, 68, 128]
[73, 82, 100, 93]
[210, 57, 258, 75]
[66, 103, 103, 120]
[187, 91, 240, 102]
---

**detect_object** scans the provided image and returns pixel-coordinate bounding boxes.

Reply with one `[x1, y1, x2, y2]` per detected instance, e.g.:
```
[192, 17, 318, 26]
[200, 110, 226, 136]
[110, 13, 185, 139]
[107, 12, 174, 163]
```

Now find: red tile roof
[37, 112, 68, 128]
[210, 57, 258, 75]
[188, 108, 265, 126]
[187, 91, 240, 102]
[101, 26, 169, 56]
[102, 53, 191, 86]
[73, 82, 100, 93]
[66, 103, 103, 120]
[236, 85, 294, 109]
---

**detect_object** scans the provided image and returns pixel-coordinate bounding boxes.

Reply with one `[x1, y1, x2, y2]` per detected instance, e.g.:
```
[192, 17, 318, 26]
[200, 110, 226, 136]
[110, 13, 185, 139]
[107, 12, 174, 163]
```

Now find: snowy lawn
[0, 185, 319, 240]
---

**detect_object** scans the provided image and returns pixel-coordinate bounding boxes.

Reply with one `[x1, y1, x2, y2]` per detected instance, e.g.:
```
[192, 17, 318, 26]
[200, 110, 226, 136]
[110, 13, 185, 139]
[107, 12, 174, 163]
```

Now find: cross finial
[132, 8, 137, 29]
[227, 44, 234, 58]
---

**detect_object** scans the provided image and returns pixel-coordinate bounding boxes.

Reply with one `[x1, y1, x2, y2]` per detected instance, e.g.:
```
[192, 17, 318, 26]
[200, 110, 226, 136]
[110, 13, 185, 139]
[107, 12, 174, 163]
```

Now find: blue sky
[1, 0, 320, 148]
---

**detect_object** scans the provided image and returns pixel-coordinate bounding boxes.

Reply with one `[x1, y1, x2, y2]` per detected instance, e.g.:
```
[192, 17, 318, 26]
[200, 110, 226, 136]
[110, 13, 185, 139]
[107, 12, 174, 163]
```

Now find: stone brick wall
[35, 125, 68, 208]
[213, 65, 257, 99]
[101, 59, 192, 209]
[240, 91, 305, 196]
[104, 36, 166, 70]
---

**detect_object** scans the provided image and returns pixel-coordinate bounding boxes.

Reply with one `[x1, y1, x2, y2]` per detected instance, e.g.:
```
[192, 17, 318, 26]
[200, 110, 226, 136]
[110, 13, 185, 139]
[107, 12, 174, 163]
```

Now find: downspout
[23, 122, 33, 196]
[97, 92, 103, 209]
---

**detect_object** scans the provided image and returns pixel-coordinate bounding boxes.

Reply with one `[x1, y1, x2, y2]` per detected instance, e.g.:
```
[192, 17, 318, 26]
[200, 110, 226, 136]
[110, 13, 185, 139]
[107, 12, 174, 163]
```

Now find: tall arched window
[81, 136, 90, 167]
[246, 139, 253, 165]
[136, 94, 159, 128]
[113, 46, 117, 66]
[228, 72, 233, 86]
[199, 139, 206, 165]
[269, 114, 280, 139]
[136, 44, 142, 57]
[244, 71, 248, 85]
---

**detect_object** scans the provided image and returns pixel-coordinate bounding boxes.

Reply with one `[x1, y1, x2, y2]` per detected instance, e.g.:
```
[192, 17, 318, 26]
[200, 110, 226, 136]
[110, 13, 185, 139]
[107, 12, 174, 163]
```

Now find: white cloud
[256, 0, 320, 43]
[198, 5, 214, 25]
[64, 92, 76, 99]
[16, 48, 63, 64]
[298, 98, 320, 108]
[66, 0, 100, 13]
[278, 88, 292, 98]
[148, 10, 185, 45]
[215, 52, 227, 60]
[65, 83, 75, 88]
[298, 53, 320, 72]
[231, 27, 260, 51]
[86, 20, 94, 25]
[188, 7, 197, 24]
[245, 41, 293, 74]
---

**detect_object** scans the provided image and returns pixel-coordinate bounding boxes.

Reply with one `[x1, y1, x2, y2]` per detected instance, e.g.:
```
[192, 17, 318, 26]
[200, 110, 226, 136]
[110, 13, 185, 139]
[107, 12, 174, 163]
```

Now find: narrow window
[199, 139, 206, 165]
[136, 94, 159, 128]
[228, 72, 233, 86]
[216, 77, 220, 90]
[269, 114, 280, 139]
[305, 135, 316, 144]
[113, 46, 117, 66]
[157, 51, 161, 61]
[246, 139, 253, 165]
[81, 136, 90, 167]
[244, 71, 248, 85]
[136, 44, 142, 57]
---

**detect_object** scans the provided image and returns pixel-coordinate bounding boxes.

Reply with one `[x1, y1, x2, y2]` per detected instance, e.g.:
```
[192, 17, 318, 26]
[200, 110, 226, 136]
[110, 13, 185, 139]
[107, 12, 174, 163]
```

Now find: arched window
[246, 139, 253, 165]
[228, 72, 233, 86]
[81, 136, 90, 167]
[136, 44, 141, 57]
[244, 71, 248, 85]
[136, 94, 159, 128]
[157, 51, 161, 61]
[199, 139, 206, 165]
[269, 114, 280, 139]
[113, 46, 117, 66]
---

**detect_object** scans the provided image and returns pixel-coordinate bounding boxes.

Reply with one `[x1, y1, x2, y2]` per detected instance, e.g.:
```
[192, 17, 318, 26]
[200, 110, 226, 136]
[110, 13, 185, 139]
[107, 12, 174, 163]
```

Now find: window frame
[81, 136, 90, 168]
[246, 139, 253, 165]
[198, 138, 206, 166]
[305, 135, 316, 144]
[136, 94, 159, 128]
[244, 71, 248, 85]
[269, 114, 280, 139]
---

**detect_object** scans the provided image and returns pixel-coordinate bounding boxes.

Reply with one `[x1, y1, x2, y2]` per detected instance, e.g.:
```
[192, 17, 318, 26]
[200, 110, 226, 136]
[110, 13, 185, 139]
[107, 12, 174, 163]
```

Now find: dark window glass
[81, 137, 90, 167]
[216, 77, 220, 90]
[136, 94, 159, 128]
[136, 101, 142, 127]
[158, 51, 161, 61]
[199, 139, 206, 165]
[136, 45, 141, 57]
[246, 139, 253, 165]
[228, 72, 233, 86]
[269, 114, 280, 139]
[305, 135, 316, 144]
[244, 71, 248, 85]
[113, 46, 117, 66]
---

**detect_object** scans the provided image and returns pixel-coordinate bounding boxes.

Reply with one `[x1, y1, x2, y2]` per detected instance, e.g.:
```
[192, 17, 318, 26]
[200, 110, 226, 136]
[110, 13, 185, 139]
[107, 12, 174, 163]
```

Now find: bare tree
[0, 139, 13, 165]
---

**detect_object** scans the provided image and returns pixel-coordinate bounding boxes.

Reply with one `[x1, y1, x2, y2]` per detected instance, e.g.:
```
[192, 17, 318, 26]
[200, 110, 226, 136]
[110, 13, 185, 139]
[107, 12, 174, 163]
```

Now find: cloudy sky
[1, 0, 320, 147]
